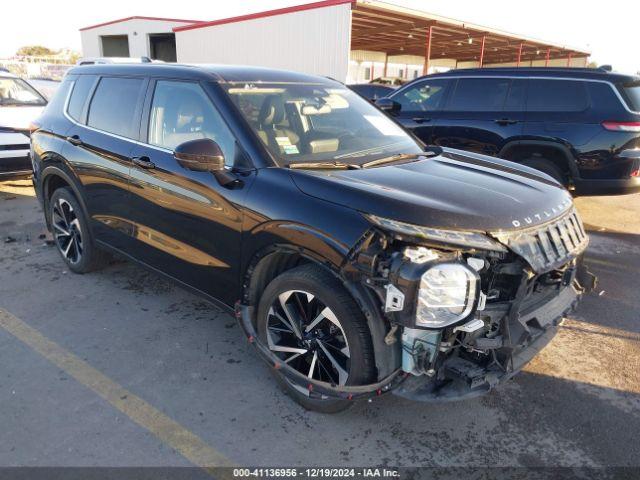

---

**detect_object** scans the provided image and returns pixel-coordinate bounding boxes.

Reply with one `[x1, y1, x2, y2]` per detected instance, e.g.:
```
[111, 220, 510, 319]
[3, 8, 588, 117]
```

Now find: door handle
[66, 135, 83, 146]
[131, 156, 155, 169]
[412, 117, 431, 124]
[494, 118, 518, 126]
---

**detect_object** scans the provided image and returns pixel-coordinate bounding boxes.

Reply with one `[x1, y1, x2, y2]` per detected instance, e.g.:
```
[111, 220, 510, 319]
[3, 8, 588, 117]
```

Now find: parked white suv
[0, 69, 47, 178]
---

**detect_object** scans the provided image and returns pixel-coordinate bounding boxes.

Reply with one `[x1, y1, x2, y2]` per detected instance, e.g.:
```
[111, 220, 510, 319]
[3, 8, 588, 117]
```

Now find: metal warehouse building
[80, 0, 590, 82]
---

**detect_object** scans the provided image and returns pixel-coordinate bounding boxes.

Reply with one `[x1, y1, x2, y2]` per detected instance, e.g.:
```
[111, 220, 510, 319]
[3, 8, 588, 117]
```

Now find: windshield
[224, 82, 423, 166]
[0, 78, 47, 106]
[620, 81, 640, 111]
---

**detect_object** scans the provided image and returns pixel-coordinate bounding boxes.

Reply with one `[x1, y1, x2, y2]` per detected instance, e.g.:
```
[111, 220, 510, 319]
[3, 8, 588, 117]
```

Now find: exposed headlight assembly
[366, 214, 506, 252]
[416, 263, 479, 328]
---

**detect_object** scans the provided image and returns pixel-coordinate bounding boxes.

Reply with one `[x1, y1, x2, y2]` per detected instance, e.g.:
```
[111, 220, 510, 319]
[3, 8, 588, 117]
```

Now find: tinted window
[527, 79, 588, 112]
[67, 75, 95, 122]
[504, 79, 527, 111]
[87, 77, 144, 138]
[393, 79, 449, 112]
[148, 81, 237, 166]
[370, 85, 393, 100]
[447, 78, 510, 111]
[620, 82, 640, 111]
[350, 85, 372, 98]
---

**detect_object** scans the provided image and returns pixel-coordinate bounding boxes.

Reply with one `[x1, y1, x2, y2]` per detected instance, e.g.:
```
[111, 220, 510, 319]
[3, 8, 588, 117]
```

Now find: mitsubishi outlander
[31, 64, 595, 412]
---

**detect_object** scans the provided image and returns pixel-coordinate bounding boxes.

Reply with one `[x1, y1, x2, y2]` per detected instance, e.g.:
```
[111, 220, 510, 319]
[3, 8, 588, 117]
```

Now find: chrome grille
[492, 209, 589, 273]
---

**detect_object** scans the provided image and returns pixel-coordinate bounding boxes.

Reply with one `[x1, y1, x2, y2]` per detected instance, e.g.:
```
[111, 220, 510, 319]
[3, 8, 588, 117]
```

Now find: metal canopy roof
[351, 1, 590, 69]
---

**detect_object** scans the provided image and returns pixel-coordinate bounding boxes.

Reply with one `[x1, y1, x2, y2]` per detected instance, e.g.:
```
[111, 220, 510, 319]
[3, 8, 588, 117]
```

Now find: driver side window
[394, 79, 449, 113]
[148, 80, 236, 166]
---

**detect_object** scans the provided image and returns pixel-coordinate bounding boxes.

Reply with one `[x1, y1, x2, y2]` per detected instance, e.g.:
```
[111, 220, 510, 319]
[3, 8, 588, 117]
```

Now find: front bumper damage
[393, 283, 580, 402]
[238, 207, 596, 404]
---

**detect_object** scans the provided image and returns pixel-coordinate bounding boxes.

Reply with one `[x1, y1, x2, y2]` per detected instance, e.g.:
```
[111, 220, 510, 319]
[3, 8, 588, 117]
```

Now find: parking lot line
[0, 307, 235, 471]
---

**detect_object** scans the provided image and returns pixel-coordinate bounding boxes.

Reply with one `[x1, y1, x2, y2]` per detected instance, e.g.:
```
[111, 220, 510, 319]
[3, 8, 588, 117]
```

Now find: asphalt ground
[0, 179, 638, 474]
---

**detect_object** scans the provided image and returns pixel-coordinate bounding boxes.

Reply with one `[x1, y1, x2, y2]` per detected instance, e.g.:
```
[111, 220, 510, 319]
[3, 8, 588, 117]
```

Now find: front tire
[257, 264, 375, 413]
[48, 187, 107, 273]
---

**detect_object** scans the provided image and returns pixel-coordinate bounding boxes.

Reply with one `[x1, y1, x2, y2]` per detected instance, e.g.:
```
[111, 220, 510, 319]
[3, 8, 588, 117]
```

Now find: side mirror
[174, 138, 225, 172]
[375, 98, 401, 115]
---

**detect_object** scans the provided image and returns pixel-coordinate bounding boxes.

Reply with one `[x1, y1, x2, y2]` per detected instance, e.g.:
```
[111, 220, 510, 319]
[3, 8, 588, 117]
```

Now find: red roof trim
[80, 16, 203, 32]
[173, 0, 355, 33]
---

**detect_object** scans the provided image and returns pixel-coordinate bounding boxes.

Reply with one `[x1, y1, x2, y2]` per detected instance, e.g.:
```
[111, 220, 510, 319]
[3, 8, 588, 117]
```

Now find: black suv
[31, 64, 595, 412]
[378, 67, 640, 196]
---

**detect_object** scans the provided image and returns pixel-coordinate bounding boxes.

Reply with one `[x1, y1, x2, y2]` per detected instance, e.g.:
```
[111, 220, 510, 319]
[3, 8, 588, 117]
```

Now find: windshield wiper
[361, 153, 422, 169]
[287, 161, 361, 170]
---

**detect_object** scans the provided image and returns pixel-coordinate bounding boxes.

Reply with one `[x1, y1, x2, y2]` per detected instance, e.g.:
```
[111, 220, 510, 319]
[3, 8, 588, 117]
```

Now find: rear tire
[256, 264, 376, 413]
[522, 158, 566, 185]
[48, 187, 108, 274]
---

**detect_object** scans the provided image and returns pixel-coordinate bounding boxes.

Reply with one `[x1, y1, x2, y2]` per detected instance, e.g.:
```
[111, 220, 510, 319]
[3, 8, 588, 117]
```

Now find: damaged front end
[360, 207, 597, 401]
[236, 206, 596, 403]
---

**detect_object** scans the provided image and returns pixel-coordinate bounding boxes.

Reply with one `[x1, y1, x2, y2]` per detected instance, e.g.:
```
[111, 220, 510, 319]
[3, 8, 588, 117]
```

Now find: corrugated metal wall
[175, 4, 352, 81]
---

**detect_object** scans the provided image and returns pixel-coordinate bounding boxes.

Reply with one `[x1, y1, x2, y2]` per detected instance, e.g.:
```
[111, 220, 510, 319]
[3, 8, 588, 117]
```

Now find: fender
[243, 220, 360, 276]
[499, 139, 580, 178]
[40, 162, 89, 231]
[242, 225, 399, 381]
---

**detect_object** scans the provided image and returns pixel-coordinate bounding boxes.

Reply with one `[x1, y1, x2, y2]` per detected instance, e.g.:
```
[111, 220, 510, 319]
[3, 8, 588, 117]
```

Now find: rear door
[388, 78, 451, 144]
[432, 77, 526, 156]
[127, 79, 252, 305]
[62, 75, 147, 250]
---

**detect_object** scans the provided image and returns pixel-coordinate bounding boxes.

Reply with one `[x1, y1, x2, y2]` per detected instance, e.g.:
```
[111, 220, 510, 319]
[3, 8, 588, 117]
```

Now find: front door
[127, 79, 253, 305]
[431, 77, 526, 156]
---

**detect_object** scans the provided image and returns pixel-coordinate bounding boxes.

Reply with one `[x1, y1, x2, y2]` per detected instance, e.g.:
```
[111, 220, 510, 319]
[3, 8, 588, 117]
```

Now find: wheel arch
[242, 238, 399, 380]
[499, 140, 580, 180]
[40, 163, 89, 230]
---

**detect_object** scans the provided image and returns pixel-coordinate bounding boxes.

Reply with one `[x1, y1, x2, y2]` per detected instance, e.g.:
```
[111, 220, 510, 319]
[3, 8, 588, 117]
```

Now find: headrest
[258, 95, 286, 126]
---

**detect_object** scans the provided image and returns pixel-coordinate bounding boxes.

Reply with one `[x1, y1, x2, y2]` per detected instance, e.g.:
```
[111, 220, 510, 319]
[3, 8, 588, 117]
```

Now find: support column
[479, 35, 486, 67]
[383, 53, 388, 77]
[516, 42, 523, 67]
[545, 47, 550, 67]
[567, 52, 573, 67]
[423, 25, 433, 75]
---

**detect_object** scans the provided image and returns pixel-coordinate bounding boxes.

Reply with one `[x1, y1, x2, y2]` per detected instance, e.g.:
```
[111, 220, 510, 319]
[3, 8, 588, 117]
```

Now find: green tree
[16, 45, 55, 57]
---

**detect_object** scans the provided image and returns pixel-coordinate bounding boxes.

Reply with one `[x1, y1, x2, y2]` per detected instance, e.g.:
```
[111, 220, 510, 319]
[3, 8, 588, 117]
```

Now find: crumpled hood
[0, 106, 44, 130]
[289, 148, 574, 232]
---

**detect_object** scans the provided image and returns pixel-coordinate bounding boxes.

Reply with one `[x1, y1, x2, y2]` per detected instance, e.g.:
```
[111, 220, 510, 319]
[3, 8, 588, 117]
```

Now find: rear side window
[67, 75, 96, 122]
[527, 79, 588, 112]
[87, 77, 144, 138]
[620, 82, 640, 111]
[393, 79, 449, 112]
[504, 79, 527, 111]
[446, 78, 510, 111]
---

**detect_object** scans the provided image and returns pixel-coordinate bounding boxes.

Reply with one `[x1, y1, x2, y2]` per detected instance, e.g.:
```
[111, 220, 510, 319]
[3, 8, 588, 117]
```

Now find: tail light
[602, 121, 640, 132]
